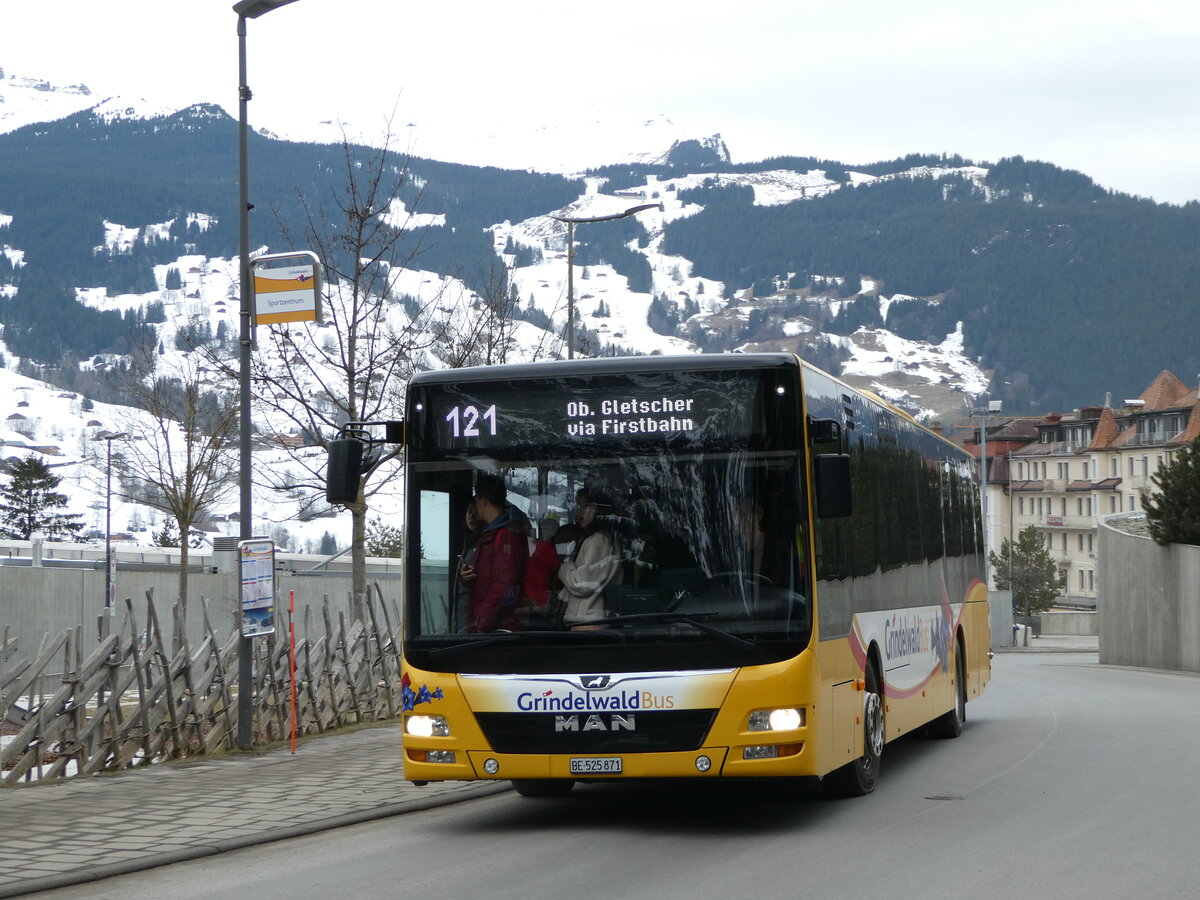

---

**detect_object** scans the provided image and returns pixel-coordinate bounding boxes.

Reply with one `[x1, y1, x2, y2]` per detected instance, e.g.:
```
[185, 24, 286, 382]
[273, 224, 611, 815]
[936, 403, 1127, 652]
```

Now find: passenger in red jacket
[459, 474, 528, 633]
[520, 517, 562, 627]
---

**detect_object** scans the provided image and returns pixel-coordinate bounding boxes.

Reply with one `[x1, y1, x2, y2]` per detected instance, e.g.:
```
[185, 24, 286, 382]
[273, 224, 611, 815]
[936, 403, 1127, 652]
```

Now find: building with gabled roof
[990, 370, 1200, 605]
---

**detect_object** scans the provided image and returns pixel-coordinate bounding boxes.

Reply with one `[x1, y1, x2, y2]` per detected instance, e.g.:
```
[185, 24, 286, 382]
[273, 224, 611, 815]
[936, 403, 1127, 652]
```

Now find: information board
[239, 539, 276, 637]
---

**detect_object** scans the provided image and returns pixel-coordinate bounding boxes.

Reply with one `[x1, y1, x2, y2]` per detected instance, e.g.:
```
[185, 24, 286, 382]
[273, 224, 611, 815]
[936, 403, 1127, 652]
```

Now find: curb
[993, 646, 1099, 654]
[0, 781, 511, 899]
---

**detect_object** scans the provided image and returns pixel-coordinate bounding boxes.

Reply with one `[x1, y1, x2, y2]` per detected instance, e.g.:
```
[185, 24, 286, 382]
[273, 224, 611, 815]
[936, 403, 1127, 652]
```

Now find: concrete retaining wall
[1097, 515, 1200, 673]
[0, 541, 401, 664]
[0, 568, 393, 655]
[989, 590, 1014, 649]
[1040, 611, 1098, 636]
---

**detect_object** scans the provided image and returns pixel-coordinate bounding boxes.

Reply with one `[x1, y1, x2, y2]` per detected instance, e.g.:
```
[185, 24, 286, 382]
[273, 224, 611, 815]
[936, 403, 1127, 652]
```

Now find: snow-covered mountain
[0, 67, 1018, 551]
[0, 68, 97, 132]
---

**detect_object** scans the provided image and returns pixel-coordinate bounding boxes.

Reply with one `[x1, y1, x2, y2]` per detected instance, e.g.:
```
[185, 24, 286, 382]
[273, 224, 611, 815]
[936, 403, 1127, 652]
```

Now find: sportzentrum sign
[251, 251, 323, 326]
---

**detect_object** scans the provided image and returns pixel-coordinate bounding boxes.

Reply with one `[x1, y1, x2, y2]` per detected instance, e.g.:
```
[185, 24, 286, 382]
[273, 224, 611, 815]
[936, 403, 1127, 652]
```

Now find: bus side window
[815, 453, 852, 518]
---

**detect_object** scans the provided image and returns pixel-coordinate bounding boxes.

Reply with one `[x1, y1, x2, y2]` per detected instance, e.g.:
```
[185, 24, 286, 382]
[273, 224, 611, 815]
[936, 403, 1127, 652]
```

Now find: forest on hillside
[2, 106, 1198, 413]
[658, 158, 1200, 410]
[0, 105, 581, 365]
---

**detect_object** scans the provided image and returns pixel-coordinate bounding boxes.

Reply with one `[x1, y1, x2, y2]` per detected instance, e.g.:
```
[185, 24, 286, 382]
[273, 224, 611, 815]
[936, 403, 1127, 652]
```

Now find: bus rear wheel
[928, 639, 966, 739]
[824, 659, 883, 797]
[512, 779, 575, 798]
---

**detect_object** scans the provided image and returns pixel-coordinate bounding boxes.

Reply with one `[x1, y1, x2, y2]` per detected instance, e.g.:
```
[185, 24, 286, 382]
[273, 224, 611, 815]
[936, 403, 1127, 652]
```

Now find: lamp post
[95, 431, 127, 636]
[970, 398, 1003, 588]
[234, 0, 297, 750]
[550, 203, 661, 359]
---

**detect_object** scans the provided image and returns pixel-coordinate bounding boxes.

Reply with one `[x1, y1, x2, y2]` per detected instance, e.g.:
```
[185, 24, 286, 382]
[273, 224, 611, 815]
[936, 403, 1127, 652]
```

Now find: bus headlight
[406, 715, 450, 737]
[748, 708, 805, 732]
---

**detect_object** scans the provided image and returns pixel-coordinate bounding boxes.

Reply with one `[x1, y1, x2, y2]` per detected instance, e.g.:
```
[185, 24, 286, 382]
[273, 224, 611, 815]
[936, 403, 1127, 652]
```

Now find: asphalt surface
[0, 633, 1097, 898]
[0, 724, 508, 898]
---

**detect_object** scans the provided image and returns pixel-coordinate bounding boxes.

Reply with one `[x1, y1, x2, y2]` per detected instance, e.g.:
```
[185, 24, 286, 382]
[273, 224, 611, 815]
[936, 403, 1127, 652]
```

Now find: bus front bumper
[405, 742, 815, 782]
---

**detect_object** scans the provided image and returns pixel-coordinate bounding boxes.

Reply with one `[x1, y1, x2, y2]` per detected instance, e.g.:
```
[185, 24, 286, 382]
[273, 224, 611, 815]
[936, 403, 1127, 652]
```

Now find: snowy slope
[0, 69, 996, 550]
[0, 70, 97, 133]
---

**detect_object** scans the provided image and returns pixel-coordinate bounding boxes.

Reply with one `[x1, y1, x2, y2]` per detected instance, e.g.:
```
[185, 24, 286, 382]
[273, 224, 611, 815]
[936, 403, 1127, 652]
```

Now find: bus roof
[408, 352, 966, 457]
[408, 352, 801, 387]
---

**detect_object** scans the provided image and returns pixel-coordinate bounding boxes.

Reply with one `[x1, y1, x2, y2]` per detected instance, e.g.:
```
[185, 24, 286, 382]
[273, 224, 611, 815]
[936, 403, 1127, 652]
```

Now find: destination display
[420, 371, 764, 452]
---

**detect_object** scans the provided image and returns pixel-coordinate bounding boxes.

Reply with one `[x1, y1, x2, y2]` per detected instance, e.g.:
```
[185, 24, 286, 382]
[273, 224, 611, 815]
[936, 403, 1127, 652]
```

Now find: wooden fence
[0, 586, 403, 786]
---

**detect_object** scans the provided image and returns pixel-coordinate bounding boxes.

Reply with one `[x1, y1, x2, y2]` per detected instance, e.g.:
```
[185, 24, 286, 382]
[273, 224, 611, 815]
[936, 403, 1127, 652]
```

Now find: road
[32, 653, 1200, 900]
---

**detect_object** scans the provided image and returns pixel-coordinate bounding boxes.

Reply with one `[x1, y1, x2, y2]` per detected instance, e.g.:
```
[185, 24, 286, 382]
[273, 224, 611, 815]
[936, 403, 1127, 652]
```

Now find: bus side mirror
[326, 438, 364, 504]
[808, 417, 842, 444]
[814, 453, 852, 518]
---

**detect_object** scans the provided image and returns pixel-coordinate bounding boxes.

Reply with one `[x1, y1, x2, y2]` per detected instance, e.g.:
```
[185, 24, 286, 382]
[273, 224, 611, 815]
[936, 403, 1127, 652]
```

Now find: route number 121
[445, 404, 497, 438]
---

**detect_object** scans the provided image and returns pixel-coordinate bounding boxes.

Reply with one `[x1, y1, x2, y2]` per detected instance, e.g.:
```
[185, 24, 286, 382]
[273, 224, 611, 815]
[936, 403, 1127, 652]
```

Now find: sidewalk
[0, 724, 509, 898]
[994, 633, 1099, 653]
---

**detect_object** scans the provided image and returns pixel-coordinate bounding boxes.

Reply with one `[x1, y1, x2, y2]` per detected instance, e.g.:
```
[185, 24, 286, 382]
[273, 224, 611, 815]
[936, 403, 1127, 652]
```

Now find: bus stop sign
[252, 250, 322, 326]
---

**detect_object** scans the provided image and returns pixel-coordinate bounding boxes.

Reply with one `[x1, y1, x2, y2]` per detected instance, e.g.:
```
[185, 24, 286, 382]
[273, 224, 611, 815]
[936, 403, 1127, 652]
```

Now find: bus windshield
[404, 361, 812, 673]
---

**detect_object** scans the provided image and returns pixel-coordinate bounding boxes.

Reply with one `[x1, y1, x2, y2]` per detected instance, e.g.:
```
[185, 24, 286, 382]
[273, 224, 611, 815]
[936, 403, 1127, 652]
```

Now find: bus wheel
[823, 659, 883, 797]
[512, 779, 575, 798]
[929, 640, 966, 739]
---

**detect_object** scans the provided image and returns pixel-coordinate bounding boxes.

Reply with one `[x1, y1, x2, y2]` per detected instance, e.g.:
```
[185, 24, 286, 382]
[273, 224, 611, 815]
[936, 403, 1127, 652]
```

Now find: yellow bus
[387, 353, 989, 797]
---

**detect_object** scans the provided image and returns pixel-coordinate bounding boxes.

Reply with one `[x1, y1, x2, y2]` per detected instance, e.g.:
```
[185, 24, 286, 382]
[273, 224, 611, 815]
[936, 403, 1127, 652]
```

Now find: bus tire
[512, 779, 575, 798]
[823, 658, 884, 797]
[928, 638, 966, 739]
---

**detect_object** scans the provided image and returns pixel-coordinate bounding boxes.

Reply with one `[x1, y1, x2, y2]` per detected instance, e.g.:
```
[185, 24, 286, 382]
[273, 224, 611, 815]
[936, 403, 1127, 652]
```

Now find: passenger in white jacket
[558, 487, 622, 627]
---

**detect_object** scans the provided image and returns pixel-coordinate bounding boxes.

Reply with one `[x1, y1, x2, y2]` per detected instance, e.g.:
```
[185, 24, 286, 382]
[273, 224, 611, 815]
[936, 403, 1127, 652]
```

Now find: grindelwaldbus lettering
[517, 690, 676, 712]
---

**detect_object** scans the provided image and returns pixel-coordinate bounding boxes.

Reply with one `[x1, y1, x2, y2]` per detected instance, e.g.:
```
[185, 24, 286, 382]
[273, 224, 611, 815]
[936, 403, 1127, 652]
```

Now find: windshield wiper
[600, 612, 757, 650]
[426, 629, 608, 661]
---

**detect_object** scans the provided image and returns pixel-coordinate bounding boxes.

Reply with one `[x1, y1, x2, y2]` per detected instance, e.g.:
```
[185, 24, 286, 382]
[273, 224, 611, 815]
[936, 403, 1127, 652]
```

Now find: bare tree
[106, 342, 239, 615]
[438, 260, 523, 369]
[247, 131, 473, 620]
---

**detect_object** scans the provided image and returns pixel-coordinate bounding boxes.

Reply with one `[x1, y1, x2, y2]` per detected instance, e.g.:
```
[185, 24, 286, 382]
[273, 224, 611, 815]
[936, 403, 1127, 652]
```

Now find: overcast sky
[3, 0, 1198, 203]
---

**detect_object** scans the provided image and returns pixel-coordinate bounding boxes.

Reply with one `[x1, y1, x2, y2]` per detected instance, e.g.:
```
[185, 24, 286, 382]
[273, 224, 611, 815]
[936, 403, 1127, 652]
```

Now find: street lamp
[95, 431, 127, 634]
[970, 398, 1003, 588]
[550, 203, 662, 359]
[234, 0, 298, 750]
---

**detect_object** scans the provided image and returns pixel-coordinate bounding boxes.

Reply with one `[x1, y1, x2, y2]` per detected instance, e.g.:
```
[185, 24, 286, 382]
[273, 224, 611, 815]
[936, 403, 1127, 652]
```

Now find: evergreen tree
[647, 294, 680, 336]
[318, 531, 339, 555]
[154, 519, 181, 547]
[1144, 436, 1200, 546]
[364, 516, 403, 557]
[989, 525, 1066, 616]
[0, 456, 84, 540]
[752, 276, 776, 298]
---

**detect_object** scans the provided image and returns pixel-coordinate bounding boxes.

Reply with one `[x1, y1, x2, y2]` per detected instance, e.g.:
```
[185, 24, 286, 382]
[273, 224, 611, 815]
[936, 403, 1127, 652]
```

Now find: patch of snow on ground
[652, 169, 841, 207]
[496, 189, 694, 358]
[384, 198, 446, 230]
[871, 384, 935, 421]
[145, 218, 174, 243]
[91, 95, 179, 124]
[875, 165, 989, 189]
[840, 321, 988, 397]
[187, 212, 216, 232]
[101, 220, 139, 255]
[878, 292, 932, 323]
